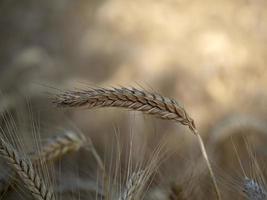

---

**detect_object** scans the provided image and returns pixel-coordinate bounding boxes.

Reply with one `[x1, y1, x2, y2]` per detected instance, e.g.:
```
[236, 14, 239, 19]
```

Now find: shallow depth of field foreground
[1, 0, 267, 199]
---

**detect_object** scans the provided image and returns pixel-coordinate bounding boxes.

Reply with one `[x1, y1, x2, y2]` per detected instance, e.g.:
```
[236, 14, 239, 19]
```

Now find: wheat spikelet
[243, 177, 267, 200]
[32, 131, 86, 162]
[0, 137, 55, 200]
[53, 87, 221, 200]
[119, 170, 146, 200]
[53, 87, 196, 132]
[0, 131, 87, 197]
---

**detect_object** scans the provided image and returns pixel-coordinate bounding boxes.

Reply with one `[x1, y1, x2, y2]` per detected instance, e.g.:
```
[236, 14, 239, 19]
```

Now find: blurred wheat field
[0, 0, 267, 199]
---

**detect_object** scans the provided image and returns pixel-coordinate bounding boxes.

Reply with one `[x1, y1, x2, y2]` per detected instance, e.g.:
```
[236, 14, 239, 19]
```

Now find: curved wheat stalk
[0, 137, 55, 200]
[53, 87, 221, 200]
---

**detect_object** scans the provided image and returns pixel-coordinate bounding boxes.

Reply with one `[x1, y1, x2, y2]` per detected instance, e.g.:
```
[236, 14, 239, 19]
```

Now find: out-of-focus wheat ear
[208, 115, 267, 147]
[243, 177, 267, 200]
[119, 170, 146, 200]
[32, 131, 87, 163]
[0, 137, 55, 200]
[52, 87, 221, 200]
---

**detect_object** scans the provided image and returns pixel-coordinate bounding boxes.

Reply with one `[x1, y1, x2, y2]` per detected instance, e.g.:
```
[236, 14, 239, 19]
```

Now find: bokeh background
[1, 0, 267, 199]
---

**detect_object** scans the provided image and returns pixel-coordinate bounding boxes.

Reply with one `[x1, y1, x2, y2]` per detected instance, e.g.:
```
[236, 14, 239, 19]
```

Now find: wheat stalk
[0, 137, 55, 200]
[53, 87, 221, 200]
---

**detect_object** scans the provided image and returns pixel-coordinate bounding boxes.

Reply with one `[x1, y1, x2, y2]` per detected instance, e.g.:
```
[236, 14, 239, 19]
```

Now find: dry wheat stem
[0, 137, 55, 200]
[196, 132, 221, 200]
[53, 87, 221, 200]
[84, 139, 108, 199]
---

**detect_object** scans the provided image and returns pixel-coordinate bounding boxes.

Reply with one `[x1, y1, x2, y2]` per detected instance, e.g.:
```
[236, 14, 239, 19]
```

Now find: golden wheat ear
[32, 131, 87, 163]
[52, 86, 221, 200]
[52, 87, 196, 132]
[0, 137, 55, 200]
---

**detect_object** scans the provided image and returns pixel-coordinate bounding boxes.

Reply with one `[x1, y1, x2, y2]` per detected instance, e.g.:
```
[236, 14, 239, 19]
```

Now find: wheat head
[119, 170, 146, 200]
[53, 87, 196, 132]
[32, 131, 86, 163]
[53, 86, 221, 200]
[0, 137, 55, 200]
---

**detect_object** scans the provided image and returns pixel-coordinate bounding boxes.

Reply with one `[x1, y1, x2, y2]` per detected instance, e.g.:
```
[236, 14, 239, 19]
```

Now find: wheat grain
[0, 137, 55, 200]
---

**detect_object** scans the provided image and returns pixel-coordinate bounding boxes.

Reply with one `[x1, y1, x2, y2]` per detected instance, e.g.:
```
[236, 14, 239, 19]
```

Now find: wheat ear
[52, 87, 221, 200]
[0, 137, 55, 200]
[243, 177, 267, 200]
[119, 170, 146, 200]
[32, 131, 86, 162]
[53, 87, 196, 132]
[0, 131, 87, 196]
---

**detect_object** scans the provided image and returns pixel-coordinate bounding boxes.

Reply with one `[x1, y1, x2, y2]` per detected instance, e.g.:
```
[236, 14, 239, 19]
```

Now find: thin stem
[195, 130, 221, 200]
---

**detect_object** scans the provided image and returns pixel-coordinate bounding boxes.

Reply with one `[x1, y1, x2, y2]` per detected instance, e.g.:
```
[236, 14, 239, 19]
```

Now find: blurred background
[1, 0, 267, 199]
[1, 0, 267, 124]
